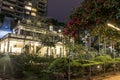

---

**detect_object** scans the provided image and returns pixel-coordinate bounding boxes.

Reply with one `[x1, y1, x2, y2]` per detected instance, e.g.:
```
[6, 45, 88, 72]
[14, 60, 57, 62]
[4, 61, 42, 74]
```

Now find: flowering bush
[64, 0, 120, 39]
[63, 18, 81, 38]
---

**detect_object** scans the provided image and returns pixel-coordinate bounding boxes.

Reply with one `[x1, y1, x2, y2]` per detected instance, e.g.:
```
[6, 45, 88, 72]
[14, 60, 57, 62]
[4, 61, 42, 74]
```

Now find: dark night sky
[47, 0, 83, 22]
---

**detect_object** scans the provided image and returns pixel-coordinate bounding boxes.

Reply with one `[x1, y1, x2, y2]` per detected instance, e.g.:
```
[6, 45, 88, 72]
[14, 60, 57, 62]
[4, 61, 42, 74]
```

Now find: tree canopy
[64, 0, 120, 39]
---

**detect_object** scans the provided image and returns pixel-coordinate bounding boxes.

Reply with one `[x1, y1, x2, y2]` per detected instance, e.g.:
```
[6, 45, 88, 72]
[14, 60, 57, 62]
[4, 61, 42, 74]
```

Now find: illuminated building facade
[0, 19, 66, 57]
[0, 0, 47, 19]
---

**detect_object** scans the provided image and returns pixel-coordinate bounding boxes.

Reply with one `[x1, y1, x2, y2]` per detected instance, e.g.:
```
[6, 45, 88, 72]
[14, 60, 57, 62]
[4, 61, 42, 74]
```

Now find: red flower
[83, 13, 89, 17]
[86, 26, 92, 30]
[97, 10, 101, 13]
[109, 12, 114, 17]
[71, 30, 77, 38]
[96, 18, 100, 24]
[63, 28, 69, 35]
[74, 18, 81, 24]
[67, 20, 74, 26]
[94, 0, 104, 3]
[99, 0, 104, 3]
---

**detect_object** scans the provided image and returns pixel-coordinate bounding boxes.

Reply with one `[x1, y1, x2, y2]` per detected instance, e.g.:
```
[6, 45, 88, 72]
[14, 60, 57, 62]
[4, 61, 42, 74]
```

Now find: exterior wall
[0, 38, 24, 54]
[40, 43, 66, 58]
[0, 36, 66, 57]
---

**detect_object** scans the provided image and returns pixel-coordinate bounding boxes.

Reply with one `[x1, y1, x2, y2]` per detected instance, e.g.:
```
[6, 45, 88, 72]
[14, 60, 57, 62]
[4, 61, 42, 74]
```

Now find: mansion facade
[0, 19, 67, 57]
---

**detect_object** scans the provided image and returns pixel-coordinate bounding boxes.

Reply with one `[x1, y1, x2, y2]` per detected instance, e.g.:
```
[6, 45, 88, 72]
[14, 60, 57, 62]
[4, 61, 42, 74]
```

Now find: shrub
[94, 55, 113, 63]
[115, 58, 120, 61]
[10, 55, 25, 78]
[48, 58, 68, 73]
[48, 58, 83, 79]
[9, 53, 54, 79]
[22, 53, 54, 79]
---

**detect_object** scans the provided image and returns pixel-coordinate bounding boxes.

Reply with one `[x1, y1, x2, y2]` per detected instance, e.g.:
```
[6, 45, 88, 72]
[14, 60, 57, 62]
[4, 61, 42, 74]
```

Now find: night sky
[47, 0, 83, 22]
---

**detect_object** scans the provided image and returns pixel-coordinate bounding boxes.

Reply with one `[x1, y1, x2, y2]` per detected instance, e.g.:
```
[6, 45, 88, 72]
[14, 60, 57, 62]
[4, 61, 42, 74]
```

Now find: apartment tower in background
[0, 0, 47, 19]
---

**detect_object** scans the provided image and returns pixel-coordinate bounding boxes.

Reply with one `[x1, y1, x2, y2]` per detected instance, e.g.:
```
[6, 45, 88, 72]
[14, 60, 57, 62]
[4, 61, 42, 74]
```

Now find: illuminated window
[10, 6, 13, 9]
[26, 11, 30, 14]
[25, 6, 32, 11]
[31, 12, 36, 16]
[32, 8, 37, 12]
[36, 22, 41, 27]
[28, 2, 32, 6]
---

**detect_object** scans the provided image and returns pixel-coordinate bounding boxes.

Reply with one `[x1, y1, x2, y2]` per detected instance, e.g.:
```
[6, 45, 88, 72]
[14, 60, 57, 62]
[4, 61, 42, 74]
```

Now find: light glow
[28, 2, 32, 6]
[0, 30, 11, 38]
[0, 17, 12, 38]
[25, 6, 32, 11]
[107, 23, 120, 31]
[10, 6, 13, 9]
[12, 47, 22, 53]
[31, 12, 36, 16]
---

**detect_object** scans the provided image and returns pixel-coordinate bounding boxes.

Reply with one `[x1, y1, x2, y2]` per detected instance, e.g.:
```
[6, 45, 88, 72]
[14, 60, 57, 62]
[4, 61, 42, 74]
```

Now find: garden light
[97, 65, 101, 69]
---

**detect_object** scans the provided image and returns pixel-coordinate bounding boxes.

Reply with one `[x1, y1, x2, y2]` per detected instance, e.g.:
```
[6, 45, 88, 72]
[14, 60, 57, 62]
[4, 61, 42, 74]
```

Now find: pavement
[103, 74, 120, 80]
[93, 72, 120, 80]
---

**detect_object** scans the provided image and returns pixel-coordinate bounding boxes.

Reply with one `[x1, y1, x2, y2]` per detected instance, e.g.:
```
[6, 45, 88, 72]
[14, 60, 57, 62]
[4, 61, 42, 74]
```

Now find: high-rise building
[0, 0, 47, 19]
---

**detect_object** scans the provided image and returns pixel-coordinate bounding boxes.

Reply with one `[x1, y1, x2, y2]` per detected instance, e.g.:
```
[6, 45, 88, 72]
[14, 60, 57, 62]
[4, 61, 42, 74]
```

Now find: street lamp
[68, 54, 71, 80]
[58, 29, 62, 57]
[107, 23, 120, 31]
[58, 29, 61, 33]
[68, 36, 76, 80]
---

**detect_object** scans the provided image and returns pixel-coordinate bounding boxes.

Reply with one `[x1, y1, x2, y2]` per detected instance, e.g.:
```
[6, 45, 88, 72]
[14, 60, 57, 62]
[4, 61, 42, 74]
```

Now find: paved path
[93, 72, 120, 80]
[103, 74, 120, 80]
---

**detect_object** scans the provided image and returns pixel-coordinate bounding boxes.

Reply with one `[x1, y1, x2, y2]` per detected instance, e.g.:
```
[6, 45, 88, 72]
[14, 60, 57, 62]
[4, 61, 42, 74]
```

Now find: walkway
[93, 72, 120, 80]
[103, 74, 120, 80]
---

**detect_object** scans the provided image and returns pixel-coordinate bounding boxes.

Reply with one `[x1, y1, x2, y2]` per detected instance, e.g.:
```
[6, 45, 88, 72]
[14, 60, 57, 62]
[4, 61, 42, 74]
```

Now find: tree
[115, 42, 120, 55]
[48, 58, 81, 79]
[45, 18, 65, 26]
[64, 0, 120, 39]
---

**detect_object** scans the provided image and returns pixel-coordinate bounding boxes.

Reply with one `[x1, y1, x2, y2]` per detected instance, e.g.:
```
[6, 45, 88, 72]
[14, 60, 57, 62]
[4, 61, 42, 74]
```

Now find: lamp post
[58, 29, 64, 57]
[107, 23, 120, 72]
[49, 25, 53, 56]
[68, 54, 71, 80]
[67, 36, 71, 80]
[68, 36, 75, 80]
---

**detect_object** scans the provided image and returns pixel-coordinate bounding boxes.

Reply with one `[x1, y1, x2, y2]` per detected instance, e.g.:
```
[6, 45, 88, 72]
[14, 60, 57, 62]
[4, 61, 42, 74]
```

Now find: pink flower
[67, 20, 74, 26]
[83, 13, 89, 17]
[63, 28, 69, 35]
[97, 10, 101, 12]
[74, 18, 81, 24]
[71, 30, 77, 38]
[96, 18, 100, 24]
[99, 0, 104, 3]
[109, 12, 114, 17]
